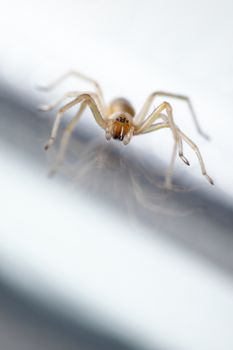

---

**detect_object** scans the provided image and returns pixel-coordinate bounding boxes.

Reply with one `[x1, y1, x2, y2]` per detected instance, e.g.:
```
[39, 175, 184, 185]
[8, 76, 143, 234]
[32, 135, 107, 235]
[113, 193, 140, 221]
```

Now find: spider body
[105, 98, 135, 141]
[39, 70, 214, 188]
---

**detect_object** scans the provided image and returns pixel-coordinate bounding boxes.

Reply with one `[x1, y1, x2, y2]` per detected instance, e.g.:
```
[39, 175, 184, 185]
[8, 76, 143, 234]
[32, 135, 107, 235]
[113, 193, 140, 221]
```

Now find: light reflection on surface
[0, 85, 233, 350]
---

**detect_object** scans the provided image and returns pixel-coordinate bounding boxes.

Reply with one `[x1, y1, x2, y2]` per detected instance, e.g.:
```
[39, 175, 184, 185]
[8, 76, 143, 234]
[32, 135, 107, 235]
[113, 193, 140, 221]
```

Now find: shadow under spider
[49, 135, 206, 219]
[48, 133, 233, 276]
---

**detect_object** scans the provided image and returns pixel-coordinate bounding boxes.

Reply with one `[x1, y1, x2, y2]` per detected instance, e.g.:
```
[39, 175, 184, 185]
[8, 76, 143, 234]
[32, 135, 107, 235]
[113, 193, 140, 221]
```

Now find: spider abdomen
[108, 97, 135, 117]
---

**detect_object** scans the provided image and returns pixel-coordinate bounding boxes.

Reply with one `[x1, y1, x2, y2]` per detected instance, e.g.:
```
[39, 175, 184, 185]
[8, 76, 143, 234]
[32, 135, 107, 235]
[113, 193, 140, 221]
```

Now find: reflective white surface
[0, 1, 233, 350]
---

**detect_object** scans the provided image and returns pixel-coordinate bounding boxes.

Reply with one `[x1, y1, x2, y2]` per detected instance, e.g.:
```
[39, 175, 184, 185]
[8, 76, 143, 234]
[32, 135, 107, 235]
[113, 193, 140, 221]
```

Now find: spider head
[105, 112, 134, 144]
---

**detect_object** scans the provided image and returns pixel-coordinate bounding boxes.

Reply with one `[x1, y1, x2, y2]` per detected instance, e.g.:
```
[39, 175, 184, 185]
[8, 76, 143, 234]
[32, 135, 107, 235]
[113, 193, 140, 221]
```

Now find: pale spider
[38, 70, 214, 189]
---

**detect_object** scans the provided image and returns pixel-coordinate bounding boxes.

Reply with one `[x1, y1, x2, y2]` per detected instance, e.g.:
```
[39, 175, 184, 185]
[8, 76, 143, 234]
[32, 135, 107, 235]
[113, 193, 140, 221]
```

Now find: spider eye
[119, 116, 126, 123]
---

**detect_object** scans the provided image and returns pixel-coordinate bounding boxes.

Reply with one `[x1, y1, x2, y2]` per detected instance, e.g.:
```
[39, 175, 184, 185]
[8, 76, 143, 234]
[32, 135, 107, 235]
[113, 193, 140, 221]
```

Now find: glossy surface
[0, 1, 233, 350]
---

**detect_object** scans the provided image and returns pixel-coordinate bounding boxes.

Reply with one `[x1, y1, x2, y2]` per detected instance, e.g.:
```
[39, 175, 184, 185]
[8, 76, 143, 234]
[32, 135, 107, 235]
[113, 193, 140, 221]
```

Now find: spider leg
[37, 70, 105, 106]
[49, 102, 87, 175]
[140, 118, 179, 188]
[178, 129, 214, 185]
[135, 102, 179, 143]
[39, 90, 105, 117]
[140, 121, 169, 134]
[137, 117, 212, 186]
[140, 114, 190, 166]
[140, 122, 188, 188]
[44, 93, 106, 150]
[177, 137, 190, 166]
[165, 141, 178, 189]
[141, 122, 213, 186]
[38, 91, 81, 112]
[136, 91, 209, 139]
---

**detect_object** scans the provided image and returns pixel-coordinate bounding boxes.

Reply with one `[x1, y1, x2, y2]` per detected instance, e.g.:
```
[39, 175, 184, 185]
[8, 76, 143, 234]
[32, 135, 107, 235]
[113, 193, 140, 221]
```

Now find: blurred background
[0, 0, 233, 349]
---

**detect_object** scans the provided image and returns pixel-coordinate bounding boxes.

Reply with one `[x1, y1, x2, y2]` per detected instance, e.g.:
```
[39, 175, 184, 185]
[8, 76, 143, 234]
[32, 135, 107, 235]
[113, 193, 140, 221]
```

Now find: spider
[38, 70, 214, 189]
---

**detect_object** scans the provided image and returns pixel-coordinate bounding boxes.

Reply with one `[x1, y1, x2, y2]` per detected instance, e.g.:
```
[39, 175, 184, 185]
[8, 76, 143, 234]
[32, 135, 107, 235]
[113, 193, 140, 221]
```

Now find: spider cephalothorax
[39, 70, 214, 189]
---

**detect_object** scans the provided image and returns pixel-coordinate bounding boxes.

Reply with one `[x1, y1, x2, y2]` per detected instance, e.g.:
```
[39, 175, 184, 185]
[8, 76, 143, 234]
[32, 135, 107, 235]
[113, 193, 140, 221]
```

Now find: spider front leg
[135, 104, 182, 177]
[140, 121, 189, 189]
[141, 119, 190, 167]
[165, 141, 178, 189]
[44, 93, 106, 150]
[178, 129, 214, 185]
[164, 133, 190, 189]
[141, 120, 213, 186]
[135, 101, 179, 143]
